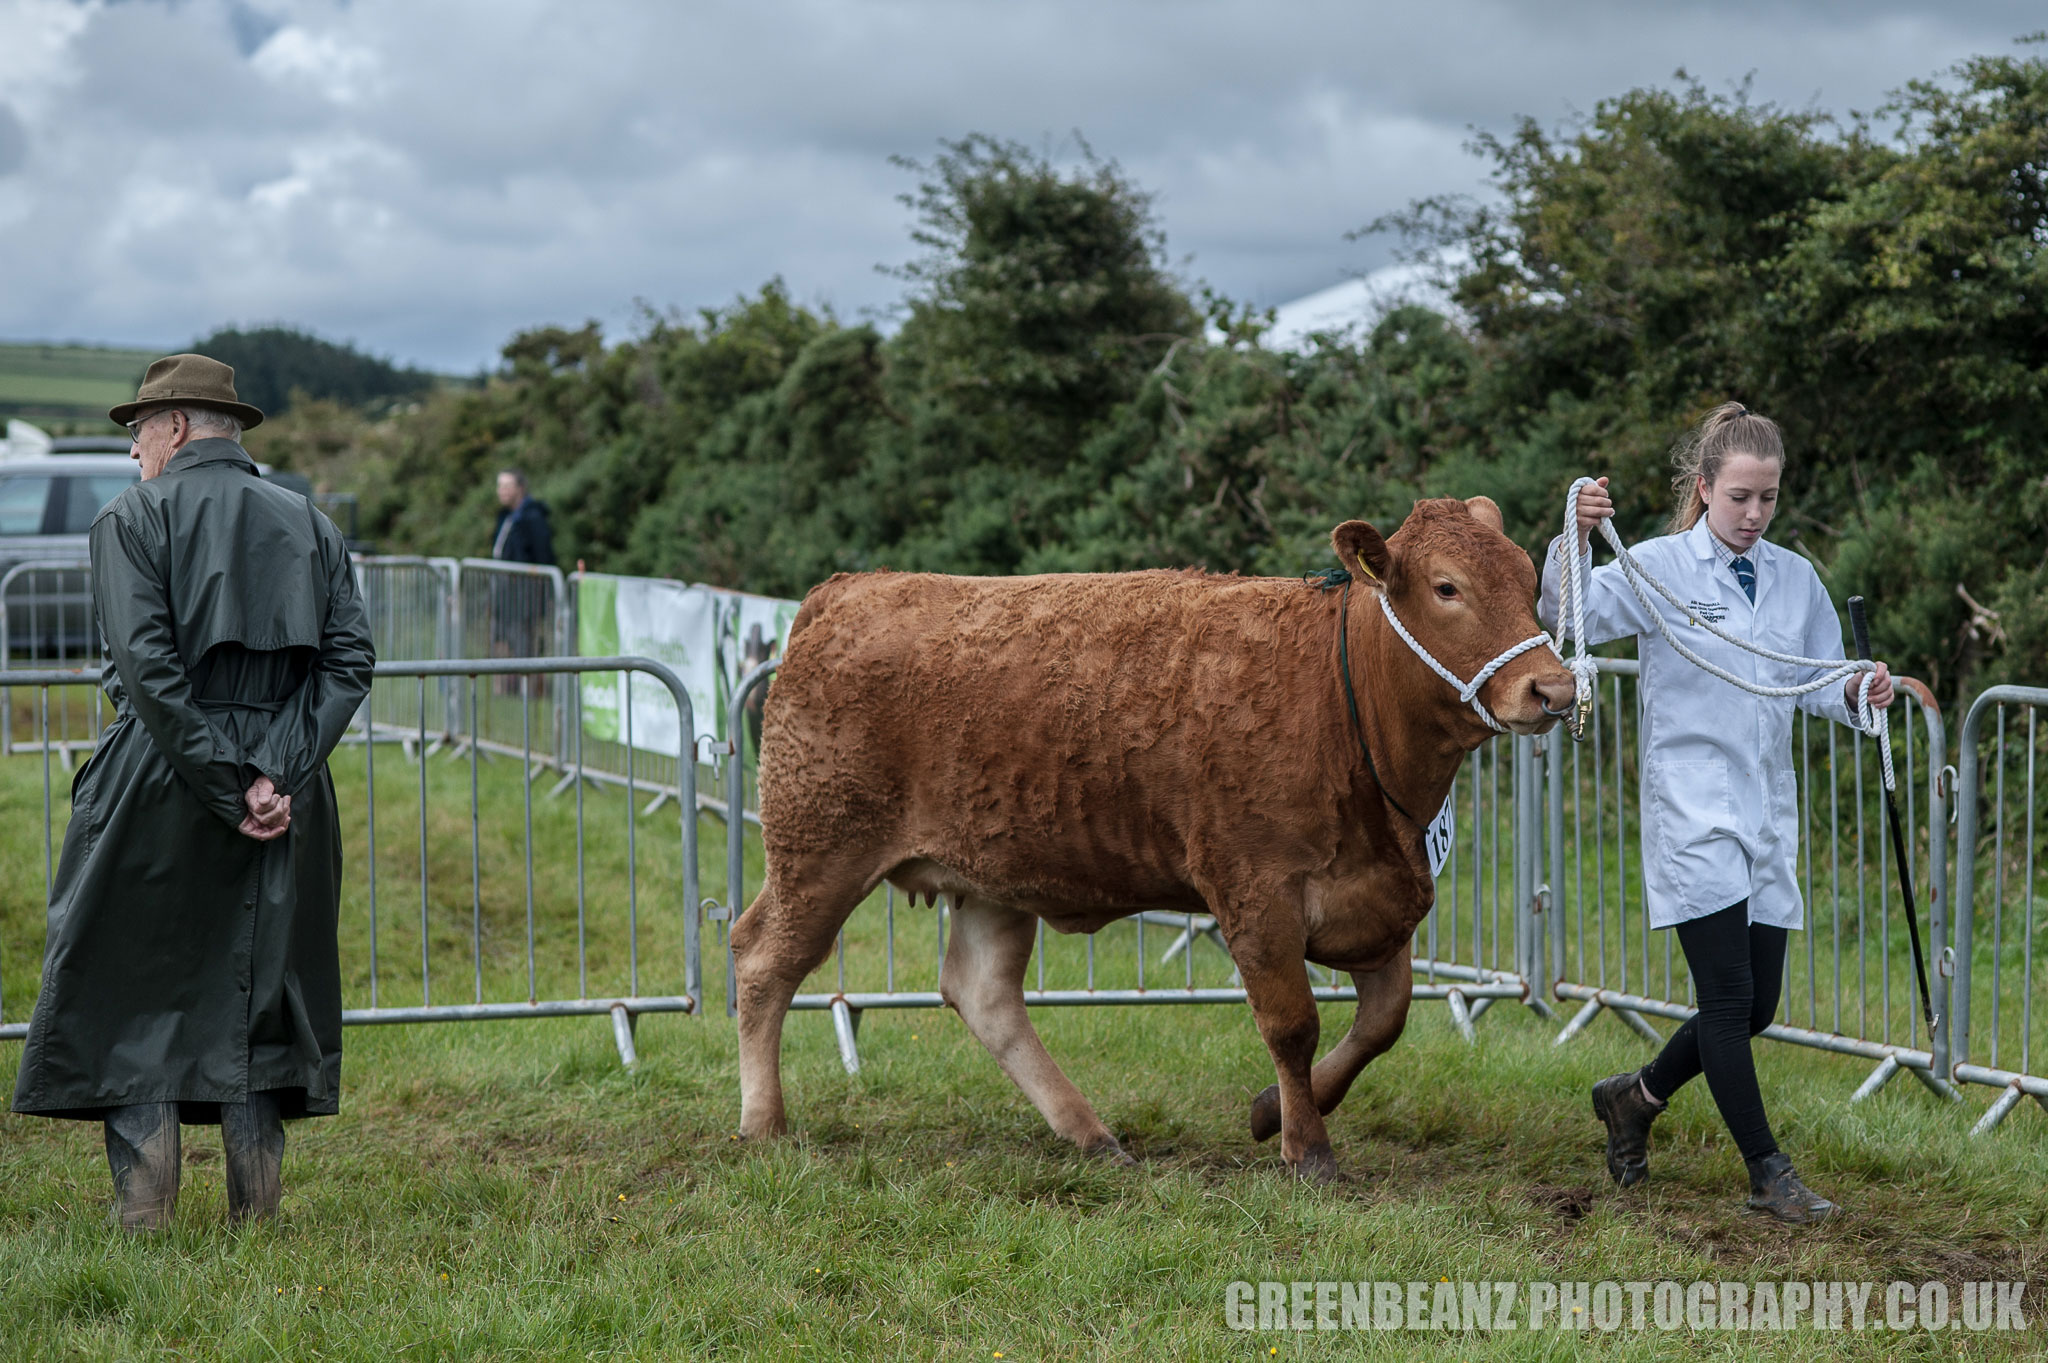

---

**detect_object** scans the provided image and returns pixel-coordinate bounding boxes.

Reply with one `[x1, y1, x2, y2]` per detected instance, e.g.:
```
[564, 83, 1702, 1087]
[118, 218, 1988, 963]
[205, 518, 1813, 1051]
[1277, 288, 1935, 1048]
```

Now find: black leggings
[1638, 900, 1786, 1163]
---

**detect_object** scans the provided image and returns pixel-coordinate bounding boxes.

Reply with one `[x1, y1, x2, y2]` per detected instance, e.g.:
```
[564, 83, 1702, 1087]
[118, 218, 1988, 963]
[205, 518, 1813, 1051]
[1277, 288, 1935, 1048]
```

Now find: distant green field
[0, 342, 155, 426]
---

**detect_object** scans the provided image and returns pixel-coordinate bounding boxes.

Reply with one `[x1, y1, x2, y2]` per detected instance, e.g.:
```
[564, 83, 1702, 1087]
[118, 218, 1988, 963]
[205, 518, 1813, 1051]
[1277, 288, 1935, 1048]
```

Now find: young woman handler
[1538, 403, 1893, 1225]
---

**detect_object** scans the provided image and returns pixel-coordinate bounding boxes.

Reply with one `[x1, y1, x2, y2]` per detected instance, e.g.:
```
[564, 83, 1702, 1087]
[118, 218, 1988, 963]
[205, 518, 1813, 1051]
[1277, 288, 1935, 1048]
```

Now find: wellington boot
[221, 1091, 286, 1223]
[104, 1103, 182, 1232]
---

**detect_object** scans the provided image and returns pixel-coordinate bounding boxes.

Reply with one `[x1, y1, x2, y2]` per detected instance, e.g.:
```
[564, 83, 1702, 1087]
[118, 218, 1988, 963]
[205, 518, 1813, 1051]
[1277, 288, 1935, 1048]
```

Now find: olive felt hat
[108, 353, 265, 430]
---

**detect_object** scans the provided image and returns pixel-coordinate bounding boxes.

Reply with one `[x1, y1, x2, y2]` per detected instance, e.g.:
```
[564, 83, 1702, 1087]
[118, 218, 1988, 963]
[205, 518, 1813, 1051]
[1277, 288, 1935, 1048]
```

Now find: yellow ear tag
[1353, 552, 1380, 585]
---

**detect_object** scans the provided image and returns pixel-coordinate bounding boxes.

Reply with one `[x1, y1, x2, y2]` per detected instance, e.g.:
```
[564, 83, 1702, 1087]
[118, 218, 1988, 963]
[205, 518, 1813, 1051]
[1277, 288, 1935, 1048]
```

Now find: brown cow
[732, 497, 1576, 1179]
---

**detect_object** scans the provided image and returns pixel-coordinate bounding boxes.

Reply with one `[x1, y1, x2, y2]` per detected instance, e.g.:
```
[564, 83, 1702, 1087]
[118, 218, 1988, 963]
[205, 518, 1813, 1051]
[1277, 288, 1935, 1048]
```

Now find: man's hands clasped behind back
[240, 775, 291, 842]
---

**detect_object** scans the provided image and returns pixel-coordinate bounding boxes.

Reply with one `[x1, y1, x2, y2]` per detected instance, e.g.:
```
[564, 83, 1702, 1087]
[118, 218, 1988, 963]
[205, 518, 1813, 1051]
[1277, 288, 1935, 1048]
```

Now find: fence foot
[1522, 994, 1558, 1023]
[1907, 1063, 1963, 1104]
[1613, 1007, 1664, 1046]
[1971, 1084, 2026, 1137]
[1152, 914, 1229, 967]
[1467, 995, 1494, 1023]
[610, 1004, 639, 1069]
[831, 999, 863, 1075]
[1554, 997, 1603, 1046]
[1445, 989, 1477, 1044]
[1850, 1055, 1900, 1103]
[546, 767, 604, 801]
[641, 790, 671, 818]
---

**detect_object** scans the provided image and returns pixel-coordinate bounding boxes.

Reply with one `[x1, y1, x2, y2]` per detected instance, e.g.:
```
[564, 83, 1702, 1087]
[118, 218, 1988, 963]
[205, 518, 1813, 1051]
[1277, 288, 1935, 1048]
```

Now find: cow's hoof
[1248, 1085, 1282, 1143]
[1081, 1135, 1138, 1167]
[1289, 1144, 1340, 1185]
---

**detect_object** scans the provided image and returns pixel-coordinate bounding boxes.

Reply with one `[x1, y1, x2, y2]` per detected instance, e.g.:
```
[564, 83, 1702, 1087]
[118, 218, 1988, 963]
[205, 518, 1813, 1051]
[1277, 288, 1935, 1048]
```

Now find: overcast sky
[0, 1, 2037, 371]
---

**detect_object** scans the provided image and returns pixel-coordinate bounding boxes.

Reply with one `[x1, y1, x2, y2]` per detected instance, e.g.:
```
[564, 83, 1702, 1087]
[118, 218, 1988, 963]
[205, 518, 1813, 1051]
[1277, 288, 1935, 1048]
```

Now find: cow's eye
[1434, 582, 1459, 600]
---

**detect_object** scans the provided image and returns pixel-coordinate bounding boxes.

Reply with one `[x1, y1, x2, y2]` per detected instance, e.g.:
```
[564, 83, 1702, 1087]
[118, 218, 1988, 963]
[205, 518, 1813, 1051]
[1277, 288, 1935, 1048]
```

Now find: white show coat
[1539, 517, 1860, 931]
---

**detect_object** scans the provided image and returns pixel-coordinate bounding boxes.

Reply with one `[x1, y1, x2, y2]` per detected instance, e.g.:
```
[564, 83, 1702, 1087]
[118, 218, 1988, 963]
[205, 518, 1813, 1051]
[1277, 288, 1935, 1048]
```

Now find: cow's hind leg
[940, 900, 1130, 1161]
[733, 857, 870, 1140]
[1250, 942, 1413, 1143]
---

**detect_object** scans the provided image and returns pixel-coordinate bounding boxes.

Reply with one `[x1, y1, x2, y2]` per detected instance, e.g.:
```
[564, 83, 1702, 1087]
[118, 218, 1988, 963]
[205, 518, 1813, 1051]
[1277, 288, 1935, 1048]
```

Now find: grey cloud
[0, 0, 2035, 369]
[226, 0, 281, 56]
[0, 104, 25, 176]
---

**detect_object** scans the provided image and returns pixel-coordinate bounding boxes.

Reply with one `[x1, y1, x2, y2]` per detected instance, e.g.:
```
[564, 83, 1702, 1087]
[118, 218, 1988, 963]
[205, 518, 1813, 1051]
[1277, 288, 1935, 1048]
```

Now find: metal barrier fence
[1546, 659, 1964, 1104]
[0, 559, 107, 759]
[1949, 685, 2048, 1133]
[350, 555, 738, 827]
[9, 606, 2043, 1133]
[712, 660, 1550, 1075]
[353, 556, 461, 745]
[0, 657, 705, 1067]
[455, 558, 570, 769]
[559, 569, 691, 817]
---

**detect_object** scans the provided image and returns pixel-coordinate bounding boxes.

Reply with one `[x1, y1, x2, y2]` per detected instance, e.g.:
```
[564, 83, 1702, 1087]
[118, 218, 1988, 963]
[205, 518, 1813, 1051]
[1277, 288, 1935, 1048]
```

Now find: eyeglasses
[125, 410, 172, 442]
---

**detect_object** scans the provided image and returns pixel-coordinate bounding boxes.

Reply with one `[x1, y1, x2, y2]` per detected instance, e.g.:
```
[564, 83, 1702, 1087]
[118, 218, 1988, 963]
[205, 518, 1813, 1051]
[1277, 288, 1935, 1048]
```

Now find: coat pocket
[1645, 759, 1739, 859]
[69, 750, 102, 814]
[69, 715, 127, 813]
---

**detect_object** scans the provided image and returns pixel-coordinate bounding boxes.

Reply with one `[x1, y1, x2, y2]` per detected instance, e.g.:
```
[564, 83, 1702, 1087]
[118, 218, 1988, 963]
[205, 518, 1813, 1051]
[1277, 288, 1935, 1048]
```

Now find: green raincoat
[11, 438, 374, 1123]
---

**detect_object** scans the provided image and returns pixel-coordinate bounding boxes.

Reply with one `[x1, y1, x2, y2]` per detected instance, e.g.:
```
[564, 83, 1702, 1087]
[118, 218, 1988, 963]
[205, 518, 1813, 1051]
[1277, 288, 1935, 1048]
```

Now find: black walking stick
[1848, 596, 1939, 1041]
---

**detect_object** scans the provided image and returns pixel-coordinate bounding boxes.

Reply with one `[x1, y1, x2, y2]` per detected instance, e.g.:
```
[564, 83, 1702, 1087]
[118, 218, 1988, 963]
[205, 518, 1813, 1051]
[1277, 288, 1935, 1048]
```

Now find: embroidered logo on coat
[1685, 599, 1729, 625]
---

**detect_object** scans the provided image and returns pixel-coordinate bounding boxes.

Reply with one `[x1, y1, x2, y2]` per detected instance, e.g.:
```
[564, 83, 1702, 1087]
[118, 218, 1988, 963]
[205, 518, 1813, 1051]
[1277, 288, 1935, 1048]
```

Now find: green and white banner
[576, 574, 798, 758]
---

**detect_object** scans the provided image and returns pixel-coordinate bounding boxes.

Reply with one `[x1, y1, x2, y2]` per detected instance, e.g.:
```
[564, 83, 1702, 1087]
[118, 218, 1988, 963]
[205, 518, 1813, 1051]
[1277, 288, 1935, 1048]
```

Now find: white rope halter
[1375, 591, 1560, 735]
[1553, 475, 1895, 789]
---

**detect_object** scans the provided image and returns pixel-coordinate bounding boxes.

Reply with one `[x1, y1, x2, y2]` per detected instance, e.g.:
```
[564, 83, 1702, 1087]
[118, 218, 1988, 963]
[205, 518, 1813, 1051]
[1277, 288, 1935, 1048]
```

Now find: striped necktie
[1730, 555, 1755, 603]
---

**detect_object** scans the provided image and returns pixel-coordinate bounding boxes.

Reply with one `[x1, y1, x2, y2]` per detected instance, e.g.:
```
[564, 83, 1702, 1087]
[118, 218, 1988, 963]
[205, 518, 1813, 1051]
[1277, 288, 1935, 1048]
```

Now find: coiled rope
[1552, 475, 1894, 790]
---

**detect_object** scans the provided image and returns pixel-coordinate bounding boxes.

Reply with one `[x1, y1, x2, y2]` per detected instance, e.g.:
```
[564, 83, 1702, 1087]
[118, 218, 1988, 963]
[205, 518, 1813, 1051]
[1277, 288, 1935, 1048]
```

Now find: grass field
[2, 735, 2046, 1360]
[0, 342, 155, 427]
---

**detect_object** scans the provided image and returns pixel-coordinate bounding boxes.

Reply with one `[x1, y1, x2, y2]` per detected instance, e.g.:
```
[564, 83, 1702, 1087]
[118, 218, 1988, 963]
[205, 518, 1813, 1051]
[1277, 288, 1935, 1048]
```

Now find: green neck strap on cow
[1308, 567, 1418, 826]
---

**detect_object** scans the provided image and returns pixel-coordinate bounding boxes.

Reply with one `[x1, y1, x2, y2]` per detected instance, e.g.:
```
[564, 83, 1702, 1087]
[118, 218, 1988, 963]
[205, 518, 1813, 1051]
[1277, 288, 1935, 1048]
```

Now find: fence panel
[0, 657, 704, 1066]
[1546, 658, 1957, 1099]
[455, 558, 569, 772]
[1948, 685, 2048, 1131]
[352, 555, 459, 743]
[1, 559, 106, 758]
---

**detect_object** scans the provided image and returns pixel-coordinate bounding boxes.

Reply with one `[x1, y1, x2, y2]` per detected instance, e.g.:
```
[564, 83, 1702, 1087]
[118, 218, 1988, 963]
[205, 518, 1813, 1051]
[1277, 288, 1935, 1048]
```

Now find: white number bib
[1424, 796, 1456, 879]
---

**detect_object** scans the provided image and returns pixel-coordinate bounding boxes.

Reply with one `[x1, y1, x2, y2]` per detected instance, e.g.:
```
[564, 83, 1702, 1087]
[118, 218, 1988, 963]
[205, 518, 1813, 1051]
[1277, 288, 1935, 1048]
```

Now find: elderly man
[10, 354, 374, 1231]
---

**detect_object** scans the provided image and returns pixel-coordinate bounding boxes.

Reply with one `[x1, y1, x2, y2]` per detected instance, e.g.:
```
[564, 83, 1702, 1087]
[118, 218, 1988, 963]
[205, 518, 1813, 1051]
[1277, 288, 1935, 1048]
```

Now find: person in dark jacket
[489, 469, 555, 686]
[10, 354, 375, 1231]
[492, 469, 553, 565]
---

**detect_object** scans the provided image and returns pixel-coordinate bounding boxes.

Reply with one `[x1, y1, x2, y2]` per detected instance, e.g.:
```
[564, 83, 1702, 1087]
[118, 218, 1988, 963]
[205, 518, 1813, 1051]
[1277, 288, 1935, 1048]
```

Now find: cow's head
[1331, 496, 1575, 737]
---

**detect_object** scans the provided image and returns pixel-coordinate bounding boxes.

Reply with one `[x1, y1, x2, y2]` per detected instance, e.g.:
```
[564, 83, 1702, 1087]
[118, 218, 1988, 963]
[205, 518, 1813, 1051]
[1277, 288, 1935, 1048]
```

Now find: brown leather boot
[1591, 1070, 1664, 1188]
[104, 1103, 182, 1232]
[221, 1091, 286, 1223]
[1746, 1152, 1837, 1224]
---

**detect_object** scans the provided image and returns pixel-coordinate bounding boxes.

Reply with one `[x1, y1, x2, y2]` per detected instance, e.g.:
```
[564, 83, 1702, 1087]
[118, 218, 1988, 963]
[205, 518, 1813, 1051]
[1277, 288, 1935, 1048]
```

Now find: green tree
[191, 325, 437, 417]
[1388, 50, 2048, 703]
[295, 46, 2048, 708]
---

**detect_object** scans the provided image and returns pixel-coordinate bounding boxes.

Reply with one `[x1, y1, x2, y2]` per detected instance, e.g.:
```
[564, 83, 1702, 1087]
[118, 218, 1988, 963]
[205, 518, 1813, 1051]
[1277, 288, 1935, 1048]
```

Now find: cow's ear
[1331, 520, 1391, 584]
[1464, 495, 1504, 532]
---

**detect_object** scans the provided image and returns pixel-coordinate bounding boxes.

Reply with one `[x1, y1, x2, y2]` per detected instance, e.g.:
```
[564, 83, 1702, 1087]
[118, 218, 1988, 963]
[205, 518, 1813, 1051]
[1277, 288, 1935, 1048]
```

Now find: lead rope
[1376, 593, 1556, 734]
[1553, 476, 1893, 793]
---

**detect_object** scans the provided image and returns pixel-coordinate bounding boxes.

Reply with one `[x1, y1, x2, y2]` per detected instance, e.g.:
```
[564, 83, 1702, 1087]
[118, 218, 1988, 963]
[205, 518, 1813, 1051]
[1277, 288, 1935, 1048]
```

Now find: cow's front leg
[1251, 941, 1413, 1143]
[1228, 924, 1337, 1182]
